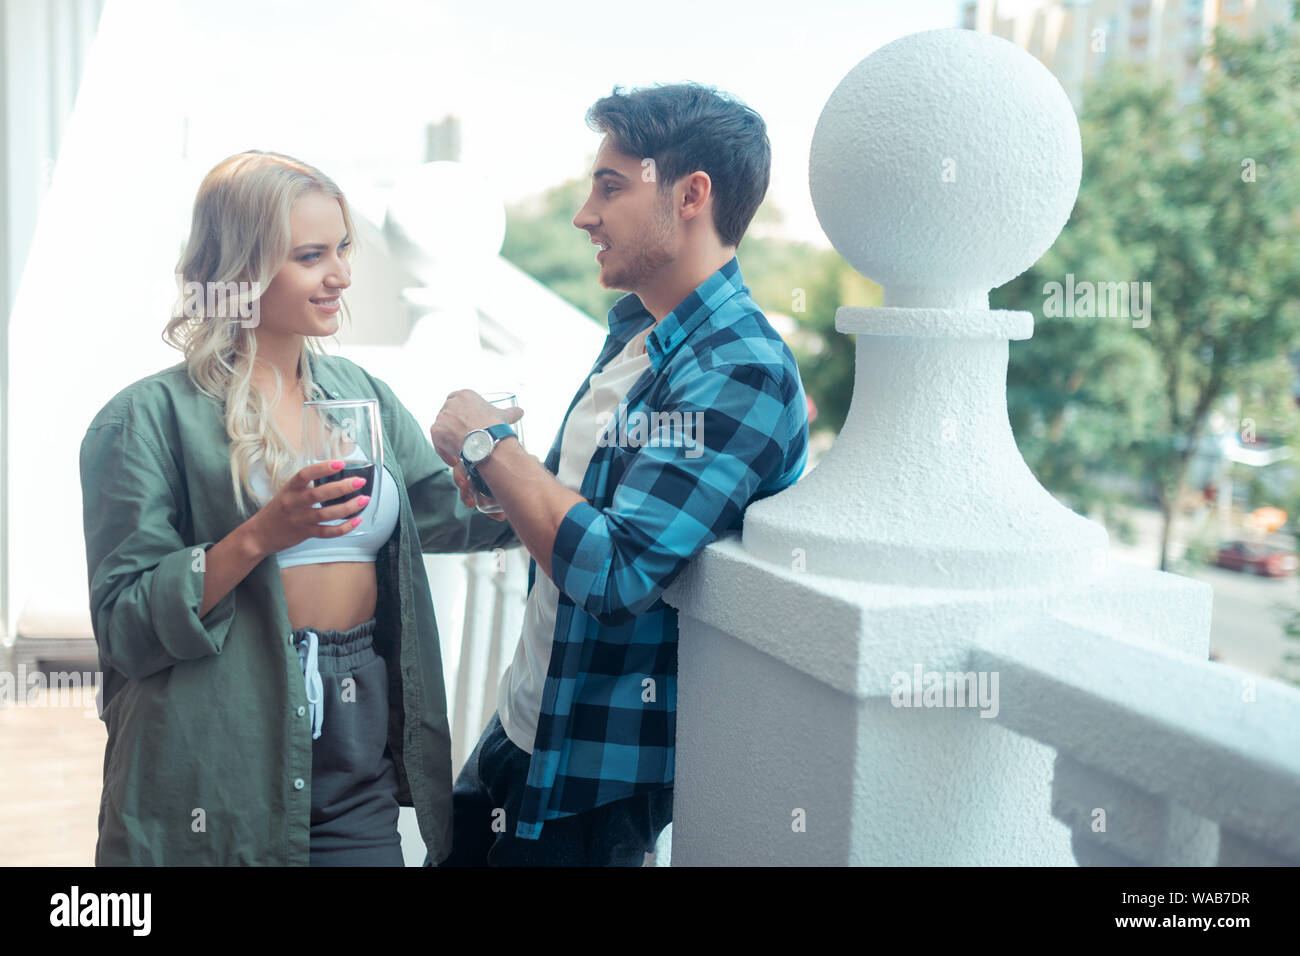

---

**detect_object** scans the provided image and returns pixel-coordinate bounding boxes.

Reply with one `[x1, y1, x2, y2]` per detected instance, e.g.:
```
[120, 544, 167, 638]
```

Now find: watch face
[463, 430, 494, 463]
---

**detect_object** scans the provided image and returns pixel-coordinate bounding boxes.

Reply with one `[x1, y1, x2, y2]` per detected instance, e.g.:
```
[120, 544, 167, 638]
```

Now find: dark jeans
[293, 617, 404, 867]
[428, 711, 673, 867]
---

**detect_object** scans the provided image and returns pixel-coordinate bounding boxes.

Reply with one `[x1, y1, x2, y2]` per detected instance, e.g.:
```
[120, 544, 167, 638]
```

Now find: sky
[174, 0, 969, 244]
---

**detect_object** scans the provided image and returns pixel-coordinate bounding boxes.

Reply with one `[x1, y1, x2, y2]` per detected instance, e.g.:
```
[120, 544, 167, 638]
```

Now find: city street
[1101, 506, 1300, 685]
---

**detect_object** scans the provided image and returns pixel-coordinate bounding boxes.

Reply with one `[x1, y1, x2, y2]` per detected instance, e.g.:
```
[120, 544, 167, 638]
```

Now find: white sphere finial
[810, 28, 1081, 308]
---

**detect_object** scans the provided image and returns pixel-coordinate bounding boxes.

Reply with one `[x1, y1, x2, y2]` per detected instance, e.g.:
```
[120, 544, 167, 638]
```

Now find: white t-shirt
[497, 325, 654, 754]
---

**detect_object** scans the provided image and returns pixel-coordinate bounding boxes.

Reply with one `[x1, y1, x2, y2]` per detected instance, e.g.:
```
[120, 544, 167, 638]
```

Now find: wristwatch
[459, 423, 518, 497]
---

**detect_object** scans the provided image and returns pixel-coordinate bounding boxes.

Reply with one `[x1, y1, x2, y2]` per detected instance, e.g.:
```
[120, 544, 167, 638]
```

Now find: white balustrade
[662, 27, 1299, 866]
[449, 548, 529, 774]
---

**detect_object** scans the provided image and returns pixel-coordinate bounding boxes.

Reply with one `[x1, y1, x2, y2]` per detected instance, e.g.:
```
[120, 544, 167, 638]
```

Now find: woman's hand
[245, 460, 374, 556]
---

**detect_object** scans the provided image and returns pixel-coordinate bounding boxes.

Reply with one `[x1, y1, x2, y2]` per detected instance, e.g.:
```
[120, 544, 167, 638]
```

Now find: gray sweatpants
[292, 617, 404, 867]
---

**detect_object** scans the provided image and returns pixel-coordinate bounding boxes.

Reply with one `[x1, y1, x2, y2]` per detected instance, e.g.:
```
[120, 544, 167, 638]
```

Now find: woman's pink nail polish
[351, 477, 365, 488]
[355, 495, 371, 507]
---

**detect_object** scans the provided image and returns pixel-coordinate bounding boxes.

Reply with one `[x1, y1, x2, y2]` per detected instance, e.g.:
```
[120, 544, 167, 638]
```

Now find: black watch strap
[460, 423, 517, 497]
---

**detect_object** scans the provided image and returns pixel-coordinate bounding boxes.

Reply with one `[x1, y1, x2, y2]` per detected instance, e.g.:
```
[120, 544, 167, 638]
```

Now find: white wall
[1, 0, 104, 641]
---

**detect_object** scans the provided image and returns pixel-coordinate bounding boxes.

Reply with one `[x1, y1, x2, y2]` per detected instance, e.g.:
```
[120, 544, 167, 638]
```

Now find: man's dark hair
[585, 82, 771, 248]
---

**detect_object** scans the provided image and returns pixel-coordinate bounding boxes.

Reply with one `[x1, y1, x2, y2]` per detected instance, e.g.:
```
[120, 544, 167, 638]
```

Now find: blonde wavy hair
[162, 150, 357, 519]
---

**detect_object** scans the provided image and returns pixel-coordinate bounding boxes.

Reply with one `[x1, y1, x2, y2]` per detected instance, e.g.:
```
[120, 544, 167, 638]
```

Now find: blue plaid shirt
[513, 256, 810, 838]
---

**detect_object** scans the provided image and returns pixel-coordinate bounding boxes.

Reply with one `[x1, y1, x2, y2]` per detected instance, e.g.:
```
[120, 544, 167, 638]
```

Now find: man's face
[573, 136, 677, 293]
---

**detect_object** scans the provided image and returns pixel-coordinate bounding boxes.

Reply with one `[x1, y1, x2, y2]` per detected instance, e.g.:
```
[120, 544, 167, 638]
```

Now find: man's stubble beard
[601, 192, 677, 292]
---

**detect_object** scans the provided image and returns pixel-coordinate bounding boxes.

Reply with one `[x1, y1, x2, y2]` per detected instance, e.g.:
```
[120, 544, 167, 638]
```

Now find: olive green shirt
[79, 350, 518, 865]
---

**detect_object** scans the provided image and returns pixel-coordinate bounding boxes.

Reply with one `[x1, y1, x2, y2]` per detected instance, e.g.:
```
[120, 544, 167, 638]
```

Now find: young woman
[79, 150, 520, 865]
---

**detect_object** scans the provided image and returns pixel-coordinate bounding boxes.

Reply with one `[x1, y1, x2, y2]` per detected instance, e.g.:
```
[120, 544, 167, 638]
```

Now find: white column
[663, 27, 1213, 866]
[1, 0, 103, 643]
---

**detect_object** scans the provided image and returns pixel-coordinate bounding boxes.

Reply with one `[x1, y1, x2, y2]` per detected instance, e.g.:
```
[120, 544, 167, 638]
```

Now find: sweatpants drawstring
[297, 630, 324, 739]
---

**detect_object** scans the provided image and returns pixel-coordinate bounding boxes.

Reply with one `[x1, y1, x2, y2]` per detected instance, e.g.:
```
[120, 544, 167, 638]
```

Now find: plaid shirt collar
[539, 256, 750, 480]
[605, 255, 747, 372]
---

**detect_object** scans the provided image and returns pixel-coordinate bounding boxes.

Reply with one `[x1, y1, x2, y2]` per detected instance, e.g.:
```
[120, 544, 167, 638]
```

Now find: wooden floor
[0, 654, 666, 866]
[0, 680, 105, 866]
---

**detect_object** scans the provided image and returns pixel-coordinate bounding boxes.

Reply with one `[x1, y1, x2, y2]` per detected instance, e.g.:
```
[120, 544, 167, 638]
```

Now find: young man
[426, 83, 810, 866]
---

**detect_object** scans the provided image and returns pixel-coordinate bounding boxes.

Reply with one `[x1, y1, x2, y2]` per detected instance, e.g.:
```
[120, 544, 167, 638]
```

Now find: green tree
[501, 175, 623, 323]
[732, 223, 875, 436]
[994, 24, 1300, 571]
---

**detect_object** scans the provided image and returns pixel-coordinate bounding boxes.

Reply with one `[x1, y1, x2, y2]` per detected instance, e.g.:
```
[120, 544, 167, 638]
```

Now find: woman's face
[256, 190, 352, 337]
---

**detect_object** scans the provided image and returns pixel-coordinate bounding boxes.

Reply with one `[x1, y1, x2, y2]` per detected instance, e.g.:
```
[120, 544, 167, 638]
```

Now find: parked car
[1215, 541, 1299, 577]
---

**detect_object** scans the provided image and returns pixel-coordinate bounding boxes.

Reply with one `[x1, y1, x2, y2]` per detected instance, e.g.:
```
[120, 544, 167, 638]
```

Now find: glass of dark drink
[302, 398, 382, 531]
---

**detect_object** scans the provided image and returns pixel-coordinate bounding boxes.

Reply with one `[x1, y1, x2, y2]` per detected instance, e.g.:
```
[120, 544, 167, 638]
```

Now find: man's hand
[429, 390, 526, 468]
[451, 460, 507, 521]
[433, 391, 579, 572]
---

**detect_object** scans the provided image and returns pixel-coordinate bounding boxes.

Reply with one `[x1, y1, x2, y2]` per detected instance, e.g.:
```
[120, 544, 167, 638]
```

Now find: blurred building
[961, 0, 1296, 108]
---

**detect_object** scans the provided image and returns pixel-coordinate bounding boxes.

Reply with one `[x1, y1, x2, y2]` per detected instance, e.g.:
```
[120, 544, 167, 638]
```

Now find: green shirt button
[293, 778, 305, 791]
[297, 706, 306, 717]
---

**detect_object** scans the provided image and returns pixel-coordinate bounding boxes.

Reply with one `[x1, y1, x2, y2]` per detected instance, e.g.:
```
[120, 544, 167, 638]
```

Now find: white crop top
[248, 450, 399, 568]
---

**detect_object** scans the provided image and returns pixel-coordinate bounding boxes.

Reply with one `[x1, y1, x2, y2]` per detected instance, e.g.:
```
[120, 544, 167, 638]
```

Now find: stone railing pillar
[662, 28, 1214, 866]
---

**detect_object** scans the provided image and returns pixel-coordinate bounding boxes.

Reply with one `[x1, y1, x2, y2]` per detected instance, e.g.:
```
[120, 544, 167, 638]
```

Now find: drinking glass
[301, 399, 383, 530]
[471, 391, 524, 514]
